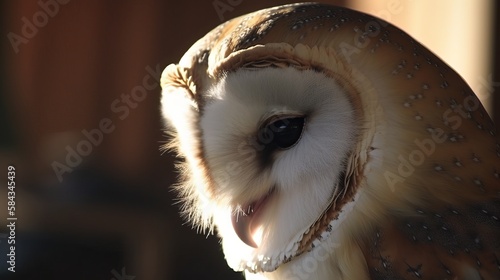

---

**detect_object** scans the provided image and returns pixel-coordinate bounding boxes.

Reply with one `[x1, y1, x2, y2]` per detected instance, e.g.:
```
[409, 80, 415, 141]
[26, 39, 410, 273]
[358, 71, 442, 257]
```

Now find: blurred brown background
[0, 1, 498, 279]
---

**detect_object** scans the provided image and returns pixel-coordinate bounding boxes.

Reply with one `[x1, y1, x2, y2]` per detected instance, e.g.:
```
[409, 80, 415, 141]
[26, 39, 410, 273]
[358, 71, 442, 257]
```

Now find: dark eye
[260, 117, 305, 149]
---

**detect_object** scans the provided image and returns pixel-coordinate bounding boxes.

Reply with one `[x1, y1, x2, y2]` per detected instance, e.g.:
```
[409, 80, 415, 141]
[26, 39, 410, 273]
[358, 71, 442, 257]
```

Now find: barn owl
[161, 3, 500, 279]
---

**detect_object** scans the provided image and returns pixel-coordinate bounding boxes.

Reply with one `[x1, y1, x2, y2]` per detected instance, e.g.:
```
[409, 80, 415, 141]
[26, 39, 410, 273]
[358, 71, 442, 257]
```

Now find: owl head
[161, 3, 499, 279]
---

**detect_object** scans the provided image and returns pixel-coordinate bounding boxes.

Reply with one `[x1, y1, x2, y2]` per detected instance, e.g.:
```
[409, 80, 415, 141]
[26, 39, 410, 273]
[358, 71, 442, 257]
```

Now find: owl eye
[260, 116, 305, 150]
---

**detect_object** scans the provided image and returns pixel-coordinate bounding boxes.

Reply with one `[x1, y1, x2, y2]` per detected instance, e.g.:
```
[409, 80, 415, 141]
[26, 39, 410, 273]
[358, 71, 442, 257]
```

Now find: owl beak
[232, 208, 258, 248]
[231, 193, 272, 248]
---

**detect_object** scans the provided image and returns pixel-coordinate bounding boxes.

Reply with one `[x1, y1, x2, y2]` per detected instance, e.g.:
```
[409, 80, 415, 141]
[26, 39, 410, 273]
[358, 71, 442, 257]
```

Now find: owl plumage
[161, 3, 500, 279]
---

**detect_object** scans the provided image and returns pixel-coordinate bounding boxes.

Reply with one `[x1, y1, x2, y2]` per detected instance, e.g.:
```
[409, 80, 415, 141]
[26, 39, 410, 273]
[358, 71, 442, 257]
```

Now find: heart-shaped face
[161, 3, 500, 280]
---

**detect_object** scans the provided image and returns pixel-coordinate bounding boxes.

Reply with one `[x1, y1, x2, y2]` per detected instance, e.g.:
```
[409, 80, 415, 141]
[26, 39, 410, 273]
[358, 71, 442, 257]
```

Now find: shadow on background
[0, 1, 497, 280]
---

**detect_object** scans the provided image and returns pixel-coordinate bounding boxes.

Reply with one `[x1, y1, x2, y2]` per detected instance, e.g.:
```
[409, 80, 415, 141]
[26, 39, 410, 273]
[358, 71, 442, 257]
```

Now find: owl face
[200, 67, 358, 268]
[161, 3, 500, 279]
[163, 62, 362, 271]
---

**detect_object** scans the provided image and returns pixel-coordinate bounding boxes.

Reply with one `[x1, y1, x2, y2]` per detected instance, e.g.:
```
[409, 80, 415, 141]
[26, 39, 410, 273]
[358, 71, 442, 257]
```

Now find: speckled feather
[161, 3, 500, 279]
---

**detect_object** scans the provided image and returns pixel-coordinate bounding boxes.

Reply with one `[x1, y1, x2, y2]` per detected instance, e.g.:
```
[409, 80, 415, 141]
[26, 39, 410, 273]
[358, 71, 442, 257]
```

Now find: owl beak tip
[231, 211, 258, 248]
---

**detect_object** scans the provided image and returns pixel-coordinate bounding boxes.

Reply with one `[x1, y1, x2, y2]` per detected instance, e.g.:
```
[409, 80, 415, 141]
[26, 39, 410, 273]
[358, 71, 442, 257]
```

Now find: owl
[161, 3, 500, 280]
